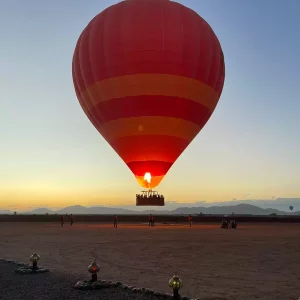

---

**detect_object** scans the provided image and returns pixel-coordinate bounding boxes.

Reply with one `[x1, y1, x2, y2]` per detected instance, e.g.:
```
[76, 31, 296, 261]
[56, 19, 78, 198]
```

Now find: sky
[0, 0, 300, 210]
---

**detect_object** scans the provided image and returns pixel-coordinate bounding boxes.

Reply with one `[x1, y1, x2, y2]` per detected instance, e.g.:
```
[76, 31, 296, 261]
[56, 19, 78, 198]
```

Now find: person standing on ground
[114, 215, 118, 228]
[148, 214, 152, 227]
[152, 215, 155, 227]
[70, 214, 74, 226]
[60, 215, 64, 227]
[188, 215, 193, 227]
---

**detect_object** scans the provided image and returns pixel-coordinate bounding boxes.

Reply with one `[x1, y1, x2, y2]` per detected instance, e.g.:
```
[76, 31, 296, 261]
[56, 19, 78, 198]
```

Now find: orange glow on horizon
[1, 184, 298, 211]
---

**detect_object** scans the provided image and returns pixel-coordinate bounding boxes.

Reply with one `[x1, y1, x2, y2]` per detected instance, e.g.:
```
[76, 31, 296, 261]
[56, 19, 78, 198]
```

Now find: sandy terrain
[0, 222, 299, 299]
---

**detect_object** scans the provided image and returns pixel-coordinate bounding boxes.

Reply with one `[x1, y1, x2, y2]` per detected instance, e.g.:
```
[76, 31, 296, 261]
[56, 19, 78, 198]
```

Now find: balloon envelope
[72, 0, 225, 189]
[289, 206, 293, 211]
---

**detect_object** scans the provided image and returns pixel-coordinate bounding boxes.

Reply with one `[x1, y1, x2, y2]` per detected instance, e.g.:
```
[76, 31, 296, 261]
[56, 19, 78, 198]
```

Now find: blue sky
[0, 0, 299, 210]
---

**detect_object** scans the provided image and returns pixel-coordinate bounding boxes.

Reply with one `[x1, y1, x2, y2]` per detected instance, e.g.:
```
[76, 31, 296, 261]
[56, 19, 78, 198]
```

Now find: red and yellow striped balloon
[72, 0, 225, 189]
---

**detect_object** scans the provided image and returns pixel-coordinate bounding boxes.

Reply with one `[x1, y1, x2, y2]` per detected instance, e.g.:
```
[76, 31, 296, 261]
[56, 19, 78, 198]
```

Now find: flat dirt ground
[0, 222, 299, 300]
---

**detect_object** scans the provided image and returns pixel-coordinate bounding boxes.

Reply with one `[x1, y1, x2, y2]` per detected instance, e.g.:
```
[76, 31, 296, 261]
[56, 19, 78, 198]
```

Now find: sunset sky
[1, 0, 299, 210]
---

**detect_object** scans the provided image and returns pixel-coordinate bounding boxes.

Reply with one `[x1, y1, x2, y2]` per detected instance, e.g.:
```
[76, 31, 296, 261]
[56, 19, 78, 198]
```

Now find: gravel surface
[0, 261, 172, 300]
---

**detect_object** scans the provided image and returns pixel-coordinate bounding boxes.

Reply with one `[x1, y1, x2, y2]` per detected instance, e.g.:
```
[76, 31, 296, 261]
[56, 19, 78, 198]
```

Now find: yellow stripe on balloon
[99, 116, 201, 143]
[135, 175, 165, 189]
[79, 74, 219, 111]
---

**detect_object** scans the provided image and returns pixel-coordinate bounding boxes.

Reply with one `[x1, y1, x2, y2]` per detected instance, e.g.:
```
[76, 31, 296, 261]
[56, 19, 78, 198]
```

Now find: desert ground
[0, 222, 299, 299]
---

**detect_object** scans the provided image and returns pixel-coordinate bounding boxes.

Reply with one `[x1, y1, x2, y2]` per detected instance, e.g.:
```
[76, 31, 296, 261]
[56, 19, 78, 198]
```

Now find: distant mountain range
[0, 210, 13, 215]
[1, 204, 299, 216]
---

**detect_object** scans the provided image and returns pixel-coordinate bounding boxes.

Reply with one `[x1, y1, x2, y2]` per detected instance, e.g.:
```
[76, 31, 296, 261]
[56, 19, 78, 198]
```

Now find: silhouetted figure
[231, 220, 237, 229]
[60, 215, 64, 227]
[188, 215, 193, 227]
[114, 215, 118, 228]
[152, 215, 155, 227]
[149, 214, 152, 227]
[221, 219, 228, 228]
[70, 214, 74, 226]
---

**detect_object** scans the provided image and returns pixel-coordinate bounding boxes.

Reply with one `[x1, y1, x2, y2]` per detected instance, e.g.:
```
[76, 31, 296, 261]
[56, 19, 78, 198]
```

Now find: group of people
[136, 194, 164, 201]
[58, 214, 203, 228]
[60, 214, 74, 227]
[221, 219, 237, 229]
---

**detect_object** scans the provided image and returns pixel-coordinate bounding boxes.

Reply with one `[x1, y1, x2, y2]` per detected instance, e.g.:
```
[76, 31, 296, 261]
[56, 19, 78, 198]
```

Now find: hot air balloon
[289, 206, 294, 211]
[72, 0, 225, 206]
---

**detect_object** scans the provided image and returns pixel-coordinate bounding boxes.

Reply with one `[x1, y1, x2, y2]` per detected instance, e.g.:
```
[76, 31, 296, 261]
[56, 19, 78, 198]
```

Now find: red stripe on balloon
[73, 0, 224, 94]
[87, 96, 212, 127]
